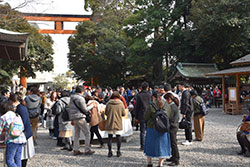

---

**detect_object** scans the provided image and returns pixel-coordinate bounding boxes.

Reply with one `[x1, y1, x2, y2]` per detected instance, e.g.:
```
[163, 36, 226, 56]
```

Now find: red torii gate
[21, 13, 94, 87]
[22, 13, 90, 34]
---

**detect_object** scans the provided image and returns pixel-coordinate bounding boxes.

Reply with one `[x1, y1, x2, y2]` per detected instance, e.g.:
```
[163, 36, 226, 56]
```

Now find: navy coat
[16, 104, 33, 140]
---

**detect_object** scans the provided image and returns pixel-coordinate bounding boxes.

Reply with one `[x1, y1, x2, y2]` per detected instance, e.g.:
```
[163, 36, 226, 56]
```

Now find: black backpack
[151, 102, 170, 133]
[194, 97, 209, 116]
[62, 105, 70, 122]
[51, 101, 59, 115]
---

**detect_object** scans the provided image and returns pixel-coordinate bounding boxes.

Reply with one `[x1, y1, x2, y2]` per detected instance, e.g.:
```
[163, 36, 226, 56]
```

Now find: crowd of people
[0, 81, 249, 167]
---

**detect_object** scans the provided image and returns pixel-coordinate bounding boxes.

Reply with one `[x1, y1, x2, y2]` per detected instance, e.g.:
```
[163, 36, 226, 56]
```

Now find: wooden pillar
[20, 67, 27, 88]
[55, 21, 63, 30]
[236, 74, 241, 114]
[222, 75, 226, 111]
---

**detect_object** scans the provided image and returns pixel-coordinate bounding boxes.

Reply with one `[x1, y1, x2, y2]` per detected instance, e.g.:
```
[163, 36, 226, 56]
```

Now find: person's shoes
[237, 150, 245, 155]
[139, 147, 144, 151]
[244, 151, 250, 157]
[182, 140, 192, 145]
[67, 147, 73, 151]
[108, 151, 113, 157]
[166, 158, 173, 162]
[61, 147, 68, 150]
[117, 151, 121, 157]
[85, 150, 95, 155]
[52, 136, 57, 140]
[57, 143, 66, 147]
[73, 150, 84, 156]
[147, 164, 153, 167]
[168, 161, 180, 166]
[99, 144, 105, 148]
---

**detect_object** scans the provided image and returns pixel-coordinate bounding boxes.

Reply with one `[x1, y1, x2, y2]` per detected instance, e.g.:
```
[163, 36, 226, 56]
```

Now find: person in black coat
[135, 82, 151, 151]
[179, 82, 193, 145]
[9, 93, 34, 167]
[164, 93, 180, 166]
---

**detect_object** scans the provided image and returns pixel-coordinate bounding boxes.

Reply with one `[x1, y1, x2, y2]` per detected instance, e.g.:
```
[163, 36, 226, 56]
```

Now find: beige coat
[88, 100, 101, 127]
[105, 99, 125, 131]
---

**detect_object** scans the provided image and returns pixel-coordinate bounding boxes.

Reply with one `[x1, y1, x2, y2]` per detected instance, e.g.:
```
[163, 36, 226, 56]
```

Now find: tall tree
[177, 0, 250, 69]
[124, 0, 191, 84]
[0, 3, 54, 86]
[68, 1, 131, 87]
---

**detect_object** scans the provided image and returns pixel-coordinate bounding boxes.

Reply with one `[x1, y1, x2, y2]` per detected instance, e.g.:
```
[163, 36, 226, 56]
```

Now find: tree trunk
[164, 55, 168, 82]
[152, 57, 163, 85]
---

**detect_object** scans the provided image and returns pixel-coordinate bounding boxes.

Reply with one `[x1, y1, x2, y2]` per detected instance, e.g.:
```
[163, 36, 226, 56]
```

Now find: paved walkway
[24, 108, 250, 166]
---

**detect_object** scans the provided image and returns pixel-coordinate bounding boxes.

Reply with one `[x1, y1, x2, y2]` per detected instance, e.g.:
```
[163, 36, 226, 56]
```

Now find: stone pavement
[24, 108, 250, 166]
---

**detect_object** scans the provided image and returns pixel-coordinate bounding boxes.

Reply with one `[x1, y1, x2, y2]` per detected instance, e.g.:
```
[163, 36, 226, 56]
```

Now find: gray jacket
[68, 93, 93, 121]
[25, 94, 41, 110]
[56, 97, 73, 131]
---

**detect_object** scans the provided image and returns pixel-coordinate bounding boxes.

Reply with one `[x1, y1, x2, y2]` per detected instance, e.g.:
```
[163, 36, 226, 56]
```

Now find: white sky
[2, 0, 92, 77]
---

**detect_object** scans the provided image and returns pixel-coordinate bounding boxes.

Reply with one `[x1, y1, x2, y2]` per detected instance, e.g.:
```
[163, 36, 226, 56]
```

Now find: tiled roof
[230, 54, 250, 66]
[176, 62, 219, 78]
[0, 28, 29, 61]
[206, 66, 250, 76]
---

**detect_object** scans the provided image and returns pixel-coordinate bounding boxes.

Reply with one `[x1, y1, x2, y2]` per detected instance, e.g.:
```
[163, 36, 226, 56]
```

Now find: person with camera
[68, 86, 95, 156]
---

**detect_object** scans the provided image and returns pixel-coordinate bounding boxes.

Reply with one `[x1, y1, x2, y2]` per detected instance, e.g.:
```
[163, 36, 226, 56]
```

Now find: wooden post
[236, 74, 241, 114]
[20, 67, 27, 88]
[222, 75, 226, 111]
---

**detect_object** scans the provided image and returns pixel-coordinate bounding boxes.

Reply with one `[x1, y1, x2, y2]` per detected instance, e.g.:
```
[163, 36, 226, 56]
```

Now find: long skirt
[21, 137, 35, 160]
[144, 128, 171, 158]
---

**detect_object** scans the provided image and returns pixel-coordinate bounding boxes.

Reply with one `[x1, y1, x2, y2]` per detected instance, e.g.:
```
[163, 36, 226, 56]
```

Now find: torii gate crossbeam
[22, 13, 91, 34]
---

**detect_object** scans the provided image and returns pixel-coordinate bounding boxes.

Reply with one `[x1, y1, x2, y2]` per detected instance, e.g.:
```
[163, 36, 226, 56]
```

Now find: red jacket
[213, 89, 221, 98]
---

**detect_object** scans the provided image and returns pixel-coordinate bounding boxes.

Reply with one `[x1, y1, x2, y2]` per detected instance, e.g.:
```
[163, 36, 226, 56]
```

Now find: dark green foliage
[175, 0, 250, 69]
[0, 3, 54, 86]
[72, 0, 250, 86]
[68, 3, 131, 87]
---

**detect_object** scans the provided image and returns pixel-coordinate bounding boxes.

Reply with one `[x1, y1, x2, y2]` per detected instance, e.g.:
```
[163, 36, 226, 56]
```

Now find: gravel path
[24, 108, 250, 166]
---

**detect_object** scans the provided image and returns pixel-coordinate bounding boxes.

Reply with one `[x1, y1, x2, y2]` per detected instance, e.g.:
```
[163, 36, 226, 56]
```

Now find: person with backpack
[9, 93, 35, 167]
[25, 87, 41, 145]
[56, 91, 73, 151]
[190, 90, 205, 142]
[164, 93, 180, 166]
[0, 101, 26, 167]
[144, 92, 171, 167]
